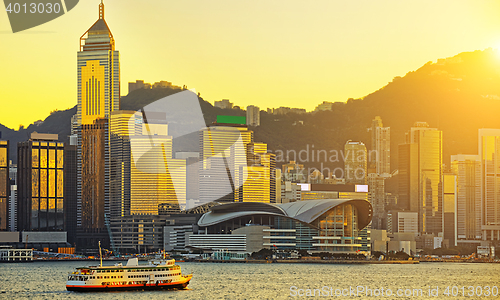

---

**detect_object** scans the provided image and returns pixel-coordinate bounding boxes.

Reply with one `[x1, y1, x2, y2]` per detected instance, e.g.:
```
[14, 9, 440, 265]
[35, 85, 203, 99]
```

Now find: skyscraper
[0, 140, 9, 231]
[479, 129, 500, 241]
[440, 171, 457, 247]
[199, 118, 253, 203]
[199, 116, 276, 204]
[368, 173, 385, 229]
[397, 143, 418, 212]
[451, 154, 481, 241]
[17, 133, 64, 231]
[76, 1, 120, 250]
[243, 143, 275, 203]
[344, 141, 367, 185]
[77, 1, 119, 125]
[369, 116, 390, 175]
[398, 122, 443, 234]
[9, 162, 17, 232]
[64, 144, 78, 245]
[108, 110, 187, 251]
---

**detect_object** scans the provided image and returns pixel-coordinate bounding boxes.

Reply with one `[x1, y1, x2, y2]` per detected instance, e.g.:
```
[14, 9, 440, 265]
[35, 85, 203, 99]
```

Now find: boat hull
[67, 278, 191, 292]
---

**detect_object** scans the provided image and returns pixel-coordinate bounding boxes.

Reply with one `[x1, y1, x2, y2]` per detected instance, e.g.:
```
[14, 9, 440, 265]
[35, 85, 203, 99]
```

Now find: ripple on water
[0, 261, 499, 299]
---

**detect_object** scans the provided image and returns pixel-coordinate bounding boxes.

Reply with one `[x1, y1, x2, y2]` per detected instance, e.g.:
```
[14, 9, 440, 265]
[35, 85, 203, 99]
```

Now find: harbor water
[0, 261, 499, 299]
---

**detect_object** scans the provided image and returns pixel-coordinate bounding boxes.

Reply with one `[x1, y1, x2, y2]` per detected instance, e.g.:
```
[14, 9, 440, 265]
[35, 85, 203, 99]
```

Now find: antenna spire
[99, 1, 104, 19]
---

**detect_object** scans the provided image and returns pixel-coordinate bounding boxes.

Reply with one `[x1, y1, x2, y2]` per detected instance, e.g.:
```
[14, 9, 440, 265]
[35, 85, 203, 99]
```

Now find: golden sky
[1, 0, 500, 129]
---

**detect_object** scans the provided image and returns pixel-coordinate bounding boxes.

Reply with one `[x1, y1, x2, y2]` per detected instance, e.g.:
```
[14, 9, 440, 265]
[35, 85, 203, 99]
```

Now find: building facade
[398, 122, 443, 234]
[195, 199, 372, 254]
[386, 211, 418, 235]
[369, 116, 390, 175]
[479, 129, 500, 241]
[17, 133, 64, 232]
[282, 161, 306, 183]
[64, 144, 78, 245]
[199, 119, 276, 204]
[214, 99, 233, 109]
[76, 2, 120, 250]
[108, 110, 187, 252]
[344, 141, 367, 185]
[451, 154, 481, 241]
[246, 105, 260, 127]
[440, 172, 457, 247]
[9, 163, 17, 232]
[368, 173, 385, 229]
[0, 140, 8, 231]
[76, 1, 119, 125]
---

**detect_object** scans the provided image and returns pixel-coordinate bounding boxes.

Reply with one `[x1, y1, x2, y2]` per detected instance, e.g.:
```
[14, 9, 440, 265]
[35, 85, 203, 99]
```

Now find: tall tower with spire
[77, 0, 120, 125]
[76, 1, 119, 251]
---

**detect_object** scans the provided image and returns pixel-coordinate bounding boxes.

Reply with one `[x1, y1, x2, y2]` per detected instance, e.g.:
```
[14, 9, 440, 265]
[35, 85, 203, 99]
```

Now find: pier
[0, 248, 33, 262]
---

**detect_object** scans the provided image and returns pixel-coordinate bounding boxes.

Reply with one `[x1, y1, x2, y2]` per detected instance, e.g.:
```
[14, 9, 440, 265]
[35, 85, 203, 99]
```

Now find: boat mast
[99, 241, 103, 267]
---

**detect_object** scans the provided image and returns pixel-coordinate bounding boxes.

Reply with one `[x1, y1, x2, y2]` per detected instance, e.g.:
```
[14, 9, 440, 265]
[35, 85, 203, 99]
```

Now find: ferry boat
[66, 244, 192, 292]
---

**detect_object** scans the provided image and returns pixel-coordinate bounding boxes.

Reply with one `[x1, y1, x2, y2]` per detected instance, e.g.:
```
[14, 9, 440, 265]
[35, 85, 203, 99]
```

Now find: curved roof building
[196, 199, 372, 253]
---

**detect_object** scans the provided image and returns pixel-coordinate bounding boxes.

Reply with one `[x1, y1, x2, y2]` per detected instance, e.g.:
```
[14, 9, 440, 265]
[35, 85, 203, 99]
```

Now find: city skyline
[2, 0, 500, 129]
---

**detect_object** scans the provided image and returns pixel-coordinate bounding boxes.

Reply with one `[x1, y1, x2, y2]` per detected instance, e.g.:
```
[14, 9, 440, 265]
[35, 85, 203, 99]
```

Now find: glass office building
[76, 2, 120, 250]
[399, 122, 443, 234]
[0, 140, 9, 231]
[17, 134, 64, 231]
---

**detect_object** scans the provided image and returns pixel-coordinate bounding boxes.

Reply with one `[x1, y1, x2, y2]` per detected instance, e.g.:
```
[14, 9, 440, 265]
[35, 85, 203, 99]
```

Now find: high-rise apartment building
[246, 105, 260, 127]
[398, 122, 443, 234]
[368, 173, 385, 229]
[0, 140, 9, 231]
[344, 141, 367, 185]
[76, 2, 120, 250]
[17, 133, 64, 231]
[451, 154, 481, 241]
[479, 129, 500, 241]
[369, 116, 390, 175]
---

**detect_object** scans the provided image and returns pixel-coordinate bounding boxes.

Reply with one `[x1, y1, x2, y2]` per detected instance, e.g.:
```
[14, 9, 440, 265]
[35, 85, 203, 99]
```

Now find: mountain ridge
[2, 49, 500, 195]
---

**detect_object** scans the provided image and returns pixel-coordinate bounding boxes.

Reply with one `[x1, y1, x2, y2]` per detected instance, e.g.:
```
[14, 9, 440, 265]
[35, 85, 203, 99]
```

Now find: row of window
[94, 275, 122, 279]
[94, 267, 178, 273]
[143, 273, 179, 278]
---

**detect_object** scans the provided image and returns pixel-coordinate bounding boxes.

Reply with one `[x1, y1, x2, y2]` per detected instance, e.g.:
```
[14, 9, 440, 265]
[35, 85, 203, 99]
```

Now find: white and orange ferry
[66, 246, 192, 292]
